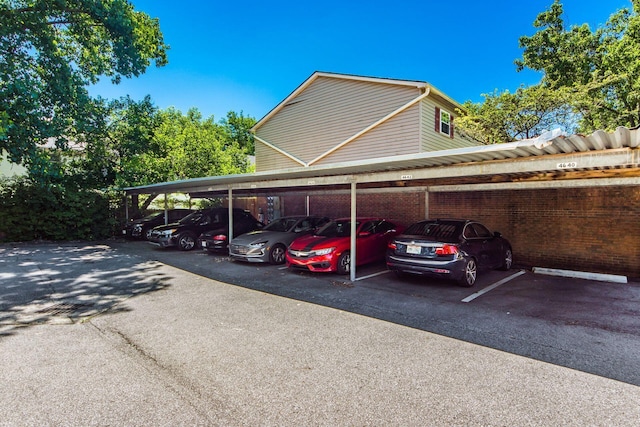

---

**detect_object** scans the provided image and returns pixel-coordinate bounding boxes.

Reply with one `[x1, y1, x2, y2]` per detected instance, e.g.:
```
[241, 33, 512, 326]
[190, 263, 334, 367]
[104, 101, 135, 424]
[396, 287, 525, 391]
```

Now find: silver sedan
[229, 216, 330, 264]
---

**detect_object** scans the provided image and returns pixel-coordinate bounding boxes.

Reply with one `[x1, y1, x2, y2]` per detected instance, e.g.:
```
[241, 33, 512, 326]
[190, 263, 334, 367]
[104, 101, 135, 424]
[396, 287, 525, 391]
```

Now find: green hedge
[0, 178, 117, 242]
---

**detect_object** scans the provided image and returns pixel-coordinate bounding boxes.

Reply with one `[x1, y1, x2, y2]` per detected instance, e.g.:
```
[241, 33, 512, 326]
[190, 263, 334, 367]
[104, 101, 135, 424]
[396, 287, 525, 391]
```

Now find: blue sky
[90, 0, 631, 122]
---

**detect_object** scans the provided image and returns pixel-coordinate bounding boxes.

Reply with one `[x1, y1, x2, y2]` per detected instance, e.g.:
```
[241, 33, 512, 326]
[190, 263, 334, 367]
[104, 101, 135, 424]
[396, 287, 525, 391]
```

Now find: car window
[360, 221, 376, 234]
[264, 217, 298, 232]
[471, 223, 492, 238]
[462, 224, 477, 239]
[317, 220, 358, 238]
[405, 221, 460, 239]
[376, 221, 395, 233]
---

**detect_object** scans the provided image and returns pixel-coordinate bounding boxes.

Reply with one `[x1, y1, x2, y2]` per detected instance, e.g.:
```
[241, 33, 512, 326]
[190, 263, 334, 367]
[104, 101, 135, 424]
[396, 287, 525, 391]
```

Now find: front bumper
[148, 236, 175, 248]
[229, 244, 268, 262]
[286, 252, 337, 273]
[199, 239, 228, 252]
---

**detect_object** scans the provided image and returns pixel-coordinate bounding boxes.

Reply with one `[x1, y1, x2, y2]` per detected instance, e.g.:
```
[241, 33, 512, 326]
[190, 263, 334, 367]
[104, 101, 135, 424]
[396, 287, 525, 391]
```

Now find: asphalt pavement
[1, 241, 639, 426]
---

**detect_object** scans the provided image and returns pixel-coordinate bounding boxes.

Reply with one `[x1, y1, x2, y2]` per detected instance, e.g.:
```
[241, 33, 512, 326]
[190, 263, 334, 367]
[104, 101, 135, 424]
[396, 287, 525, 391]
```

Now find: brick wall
[306, 192, 425, 226]
[278, 186, 639, 278]
[429, 186, 640, 278]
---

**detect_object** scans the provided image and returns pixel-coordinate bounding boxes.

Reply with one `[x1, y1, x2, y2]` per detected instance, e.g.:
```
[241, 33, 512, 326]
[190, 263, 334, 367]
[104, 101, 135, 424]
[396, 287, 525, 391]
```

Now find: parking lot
[127, 240, 640, 386]
[1, 240, 639, 425]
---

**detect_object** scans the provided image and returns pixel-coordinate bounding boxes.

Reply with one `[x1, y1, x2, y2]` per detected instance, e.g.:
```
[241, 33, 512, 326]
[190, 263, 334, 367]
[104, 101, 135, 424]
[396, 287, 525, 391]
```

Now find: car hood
[231, 230, 293, 245]
[152, 223, 181, 232]
[289, 234, 346, 251]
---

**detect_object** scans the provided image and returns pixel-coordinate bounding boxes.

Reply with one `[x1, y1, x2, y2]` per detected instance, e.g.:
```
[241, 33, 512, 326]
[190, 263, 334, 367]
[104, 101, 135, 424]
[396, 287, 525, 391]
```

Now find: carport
[123, 127, 640, 282]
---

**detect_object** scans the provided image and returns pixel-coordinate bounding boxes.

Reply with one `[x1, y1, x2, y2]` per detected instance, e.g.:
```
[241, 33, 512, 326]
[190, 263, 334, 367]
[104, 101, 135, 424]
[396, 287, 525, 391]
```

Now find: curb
[532, 267, 628, 284]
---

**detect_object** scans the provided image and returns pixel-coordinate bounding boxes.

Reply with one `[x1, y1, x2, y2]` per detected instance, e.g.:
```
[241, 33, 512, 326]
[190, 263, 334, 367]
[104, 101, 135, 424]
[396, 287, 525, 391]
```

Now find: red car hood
[289, 234, 346, 251]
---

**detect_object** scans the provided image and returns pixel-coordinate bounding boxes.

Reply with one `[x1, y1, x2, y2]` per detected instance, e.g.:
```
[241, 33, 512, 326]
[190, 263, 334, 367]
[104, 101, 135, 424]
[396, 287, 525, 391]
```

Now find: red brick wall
[306, 192, 425, 226]
[429, 187, 640, 278]
[278, 186, 639, 278]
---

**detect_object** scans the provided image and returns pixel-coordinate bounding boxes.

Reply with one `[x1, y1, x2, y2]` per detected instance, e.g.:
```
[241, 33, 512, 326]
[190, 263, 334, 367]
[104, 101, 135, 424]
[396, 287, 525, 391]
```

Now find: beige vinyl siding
[315, 104, 420, 166]
[255, 142, 303, 172]
[420, 98, 476, 151]
[256, 76, 421, 167]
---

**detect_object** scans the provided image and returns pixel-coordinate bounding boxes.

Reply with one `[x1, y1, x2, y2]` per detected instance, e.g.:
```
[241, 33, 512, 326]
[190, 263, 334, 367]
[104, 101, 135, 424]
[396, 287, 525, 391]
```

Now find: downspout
[228, 188, 234, 243]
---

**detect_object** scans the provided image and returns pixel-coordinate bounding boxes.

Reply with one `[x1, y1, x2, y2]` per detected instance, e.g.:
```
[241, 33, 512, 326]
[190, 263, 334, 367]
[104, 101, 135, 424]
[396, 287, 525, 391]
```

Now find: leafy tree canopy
[457, 0, 640, 142]
[0, 0, 168, 165]
[516, 0, 640, 131]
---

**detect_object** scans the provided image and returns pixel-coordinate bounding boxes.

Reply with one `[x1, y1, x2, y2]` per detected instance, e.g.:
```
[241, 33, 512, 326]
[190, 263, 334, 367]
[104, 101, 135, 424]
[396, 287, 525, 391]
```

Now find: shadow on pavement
[0, 242, 172, 338]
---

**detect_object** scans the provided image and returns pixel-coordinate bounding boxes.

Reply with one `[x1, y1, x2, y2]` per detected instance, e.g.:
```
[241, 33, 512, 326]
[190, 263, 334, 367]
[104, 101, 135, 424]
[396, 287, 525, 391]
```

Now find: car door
[355, 221, 378, 265]
[469, 222, 498, 267]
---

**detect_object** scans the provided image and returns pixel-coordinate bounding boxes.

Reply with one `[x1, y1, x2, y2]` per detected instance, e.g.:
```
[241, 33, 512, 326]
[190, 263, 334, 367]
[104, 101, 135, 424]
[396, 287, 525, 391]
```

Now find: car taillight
[213, 234, 227, 242]
[388, 242, 397, 250]
[435, 244, 459, 255]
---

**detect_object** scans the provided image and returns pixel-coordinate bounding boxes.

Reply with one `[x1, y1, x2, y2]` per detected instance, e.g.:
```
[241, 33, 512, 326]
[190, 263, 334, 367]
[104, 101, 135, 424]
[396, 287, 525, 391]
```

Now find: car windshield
[316, 220, 359, 238]
[142, 212, 162, 220]
[179, 211, 203, 224]
[404, 221, 462, 239]
[263, 217, 302, 233]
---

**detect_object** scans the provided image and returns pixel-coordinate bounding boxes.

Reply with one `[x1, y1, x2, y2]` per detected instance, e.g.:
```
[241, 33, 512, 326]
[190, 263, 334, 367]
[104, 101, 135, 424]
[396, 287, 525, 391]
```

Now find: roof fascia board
[429, 176, 640, 192]
[251, 71, 431, 132]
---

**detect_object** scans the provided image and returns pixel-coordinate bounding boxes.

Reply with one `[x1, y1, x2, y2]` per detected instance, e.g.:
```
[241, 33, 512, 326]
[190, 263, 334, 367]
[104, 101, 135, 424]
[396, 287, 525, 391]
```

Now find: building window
[435, 106, 454, 138]
[440, 110, 451, 135]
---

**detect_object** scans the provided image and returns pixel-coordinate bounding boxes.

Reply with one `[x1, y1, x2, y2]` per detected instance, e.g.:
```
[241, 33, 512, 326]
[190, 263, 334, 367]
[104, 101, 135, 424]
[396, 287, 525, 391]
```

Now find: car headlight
[160, 229, 177, 236]
[250, 241, 268, 248]
[312, 247, 335, 256]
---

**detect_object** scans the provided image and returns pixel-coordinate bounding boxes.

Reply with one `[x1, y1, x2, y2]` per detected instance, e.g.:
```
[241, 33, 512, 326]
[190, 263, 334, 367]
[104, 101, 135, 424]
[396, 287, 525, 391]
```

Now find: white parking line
[354, 270, 390, 281]
[278, 266, 289, 270]
[461, 270, 526, 303]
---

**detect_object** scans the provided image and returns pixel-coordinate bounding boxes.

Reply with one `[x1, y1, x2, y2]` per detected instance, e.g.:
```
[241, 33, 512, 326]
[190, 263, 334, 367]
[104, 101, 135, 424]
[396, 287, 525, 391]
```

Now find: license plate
[406, 245, 421, 254]
[201, 241, 207, 248]
[122, 230, 127, 235]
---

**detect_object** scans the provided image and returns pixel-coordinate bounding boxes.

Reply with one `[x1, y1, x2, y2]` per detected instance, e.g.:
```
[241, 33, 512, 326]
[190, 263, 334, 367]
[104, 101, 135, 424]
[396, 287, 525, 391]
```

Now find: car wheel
[500, 248, 513, 271]
[269, 244, 287, 264]
[337, 251, 350, 275]
[144, 228, 153, 241]
[178, 233, 196, 251]
[458, 258, 477, 287]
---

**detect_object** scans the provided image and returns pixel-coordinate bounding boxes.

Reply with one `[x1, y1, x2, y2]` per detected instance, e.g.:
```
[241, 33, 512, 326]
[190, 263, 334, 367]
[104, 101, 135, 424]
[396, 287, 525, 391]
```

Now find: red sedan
[286, 217, 403, 274]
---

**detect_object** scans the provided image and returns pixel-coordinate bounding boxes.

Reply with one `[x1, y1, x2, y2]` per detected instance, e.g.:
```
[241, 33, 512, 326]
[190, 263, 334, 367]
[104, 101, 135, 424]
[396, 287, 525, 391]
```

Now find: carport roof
[122, 127, 640, 196]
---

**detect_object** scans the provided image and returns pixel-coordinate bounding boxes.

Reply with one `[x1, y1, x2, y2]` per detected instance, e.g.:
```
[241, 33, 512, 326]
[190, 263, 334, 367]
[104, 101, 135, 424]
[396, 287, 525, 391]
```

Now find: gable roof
[251, 71, 465, 132]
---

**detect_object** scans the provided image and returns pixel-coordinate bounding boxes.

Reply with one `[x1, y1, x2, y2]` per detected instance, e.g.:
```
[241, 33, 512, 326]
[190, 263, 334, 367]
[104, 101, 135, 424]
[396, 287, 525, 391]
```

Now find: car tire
[177, 233, 196, 251]
[458, 258, 477, 287]
[500, 248, 513, 271]
[269, 244, 287, 264]
[337, 251, 350, 275]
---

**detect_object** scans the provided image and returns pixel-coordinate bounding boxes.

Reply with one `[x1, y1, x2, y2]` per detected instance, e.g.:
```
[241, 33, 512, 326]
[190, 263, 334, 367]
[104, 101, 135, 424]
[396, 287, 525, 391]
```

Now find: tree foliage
[456, 85, 576, 144]
[0, 0, 168, 166]
[457, 0, 640, 142]
[516, 0, 640, 131]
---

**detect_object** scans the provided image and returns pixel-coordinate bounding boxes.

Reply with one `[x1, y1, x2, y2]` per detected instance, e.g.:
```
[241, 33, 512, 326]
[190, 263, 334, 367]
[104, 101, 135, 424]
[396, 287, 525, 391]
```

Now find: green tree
[219, 111, 256, 155]
[152, 108, 252, 182]
[456, 85, 576, 144]
[0, 0, 168, 166]
[516, 0, 640, 131]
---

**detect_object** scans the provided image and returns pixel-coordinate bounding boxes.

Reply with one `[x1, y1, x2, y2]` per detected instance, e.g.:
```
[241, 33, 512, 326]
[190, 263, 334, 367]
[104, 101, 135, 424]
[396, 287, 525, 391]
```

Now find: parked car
[229, 215, 330, 264]
[122, 209, 193, 240]
[197, 210, 264, 253]
[286, 217, 402, 274]
[149, 208, 260, 251]
[386, 219, 513, 287]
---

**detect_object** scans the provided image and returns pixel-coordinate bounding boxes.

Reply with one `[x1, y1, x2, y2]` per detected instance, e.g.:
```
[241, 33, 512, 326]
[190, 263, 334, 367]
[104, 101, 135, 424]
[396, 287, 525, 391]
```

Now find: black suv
[148, 208, 262, 251]
[122, 209, 193, 240]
